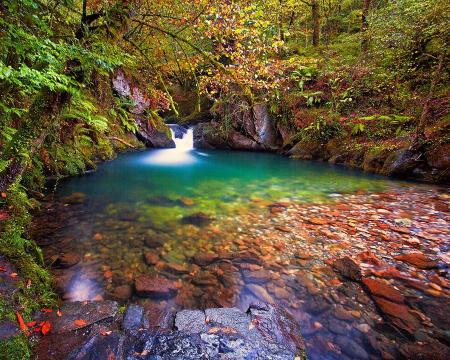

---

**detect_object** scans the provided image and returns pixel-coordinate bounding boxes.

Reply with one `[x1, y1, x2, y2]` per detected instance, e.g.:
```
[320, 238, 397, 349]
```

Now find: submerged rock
[134, 275, 178, 299]
[332, 257, 362, 282]
[61, 192, 86, 204]
[52, 252, 81, 269]
[181, 212, 214, 227]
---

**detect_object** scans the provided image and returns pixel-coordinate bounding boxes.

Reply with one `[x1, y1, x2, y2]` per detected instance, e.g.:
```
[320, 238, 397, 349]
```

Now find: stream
[32, 127, 450, 359]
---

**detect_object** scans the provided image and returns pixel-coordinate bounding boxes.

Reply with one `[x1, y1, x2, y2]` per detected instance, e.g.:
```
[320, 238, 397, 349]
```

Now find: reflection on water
[33, 147, 450, 359]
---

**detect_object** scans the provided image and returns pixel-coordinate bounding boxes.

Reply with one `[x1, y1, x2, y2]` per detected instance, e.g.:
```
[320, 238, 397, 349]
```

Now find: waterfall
[170, 126, 194, 151]
[143, 125, 195, 165]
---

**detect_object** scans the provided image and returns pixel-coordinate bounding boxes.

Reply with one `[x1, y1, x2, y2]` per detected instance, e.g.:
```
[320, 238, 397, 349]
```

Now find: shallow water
[36, 140, 450, 359]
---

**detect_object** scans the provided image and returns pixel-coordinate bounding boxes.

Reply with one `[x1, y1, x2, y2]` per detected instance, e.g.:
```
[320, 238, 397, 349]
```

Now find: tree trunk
[361, 0, 371, 52]
[312, 0, 320, 46]
[0, 89, 71, 192]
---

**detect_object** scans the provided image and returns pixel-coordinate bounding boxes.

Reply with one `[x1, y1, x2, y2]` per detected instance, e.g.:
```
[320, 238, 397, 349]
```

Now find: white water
[172, 127, 194, 151]
[142, 127, 195, 166]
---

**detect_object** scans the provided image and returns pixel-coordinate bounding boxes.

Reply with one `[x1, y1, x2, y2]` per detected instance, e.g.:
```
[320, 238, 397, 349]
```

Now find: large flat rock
[35, 301, 307, 360]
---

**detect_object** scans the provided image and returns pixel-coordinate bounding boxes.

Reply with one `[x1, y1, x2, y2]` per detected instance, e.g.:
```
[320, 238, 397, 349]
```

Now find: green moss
[0, 336, 32, 360]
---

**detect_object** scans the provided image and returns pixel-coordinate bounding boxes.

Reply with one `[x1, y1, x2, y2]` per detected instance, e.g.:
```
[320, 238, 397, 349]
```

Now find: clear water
[45, 135, 432, 360]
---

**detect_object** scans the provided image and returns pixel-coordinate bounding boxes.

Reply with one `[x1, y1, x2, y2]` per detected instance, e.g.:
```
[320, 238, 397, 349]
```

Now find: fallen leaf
[15, 311, 29, 336]
[1, 192, 6, 198]
[100, 330, 112, 336]
[56, 310, 63, 317]
[41, 308, 53, 313]
[10, 273, 18, 278]
[0, 267, 6, 272]
[41, 321, 51, 335]
[74, 319, 87, 327]
[25, 279, 32, 288]
[26, 321, 37, 327]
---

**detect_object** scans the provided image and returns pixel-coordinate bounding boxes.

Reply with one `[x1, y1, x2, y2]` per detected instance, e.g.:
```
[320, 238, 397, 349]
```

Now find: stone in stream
[334, 335, 369, 360]
[362, 278, 405, 303]
[52, 252, 81, 269]
[192, 252, 219, 266]
[39, 302, 307, 360]
[134, 275, 178, 298]
[242, 269, 271, 284]
[123, 304, 149, 331]
[143, 251, 160, 265]
[181, 212, 214, 226]
[60, 192, 86, 204]
[246, 284, 275, 304]
[108, 284, 133, 301]
[394, 251, 438, 269]
[332, 256, 362, 282]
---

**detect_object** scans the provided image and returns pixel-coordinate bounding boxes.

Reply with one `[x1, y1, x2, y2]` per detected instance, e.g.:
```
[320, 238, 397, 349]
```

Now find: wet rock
[0, 320, 18, 340]
[61, 192, 86, 204]
[303, 295, 331, 315]
[52, 252, 80, 269]
[143, 251, 159, 265]
[134, 276, 177, 299]
[108, 285, 132, 301]
[327, 319, 349, 335]
[181, 212, 214, 226]
[162, 262, 190, 275]
[395, 251, 438, 269]
[335, 335, 369, 359]
[362, 278, 405, 303]
[332, 257, 362, 281]
[123, 304, 149, 331]
[38, 301, 118, 334]
[242, 269, 271, 284]
[192, 253, 219, 266]
[399, 338, 450, 360]
[192, 272, 218, 287]
[246, 284, 275, 304]
[175, 309, 207, 333]
[372, 297, 419, 334]
[334, 305, 355, 322]
[179, 197, 195, 207]
[67, 331, 126, 360]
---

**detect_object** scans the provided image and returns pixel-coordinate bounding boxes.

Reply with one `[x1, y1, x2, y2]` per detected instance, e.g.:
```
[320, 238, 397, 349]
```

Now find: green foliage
[301, 116, 343, 142]
[0, 335, 32, 360]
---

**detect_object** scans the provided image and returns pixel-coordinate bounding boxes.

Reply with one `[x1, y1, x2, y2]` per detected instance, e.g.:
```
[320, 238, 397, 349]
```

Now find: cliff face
[193, 99, 281, 151]
[193, 96, 449, 184]
[112, 70, 175, 148]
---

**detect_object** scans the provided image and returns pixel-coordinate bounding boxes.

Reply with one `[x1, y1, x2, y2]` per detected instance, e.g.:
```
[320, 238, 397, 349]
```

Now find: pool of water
[35, 138, 449, 359]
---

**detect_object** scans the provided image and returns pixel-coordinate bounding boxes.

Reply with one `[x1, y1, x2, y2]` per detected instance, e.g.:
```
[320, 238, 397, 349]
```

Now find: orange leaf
[26, 321, 37, 327]
[74, 319, 87, 327]
[1, 192, 7, 198]
[41, 321, 51, 335]
[15, 311, 29, 336]
[100, 330, 112, 336]
[56, 310, 63, 317]
[41, 308, 53, 313]
[10, 273, 18, 278]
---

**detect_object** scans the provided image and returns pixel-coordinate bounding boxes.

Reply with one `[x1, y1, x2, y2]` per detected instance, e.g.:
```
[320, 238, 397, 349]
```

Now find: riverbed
[32, 130, 450, 359]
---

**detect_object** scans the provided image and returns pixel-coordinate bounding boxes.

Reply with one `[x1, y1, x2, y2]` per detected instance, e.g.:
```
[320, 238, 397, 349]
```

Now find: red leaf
[15, 311, 29, 336]
[74, 319, 87, 327]
[0, 267, 6, 272]
[41, 308, 53, 313]
[41, 321, 51, 335]
[26, 321, 37, 327]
